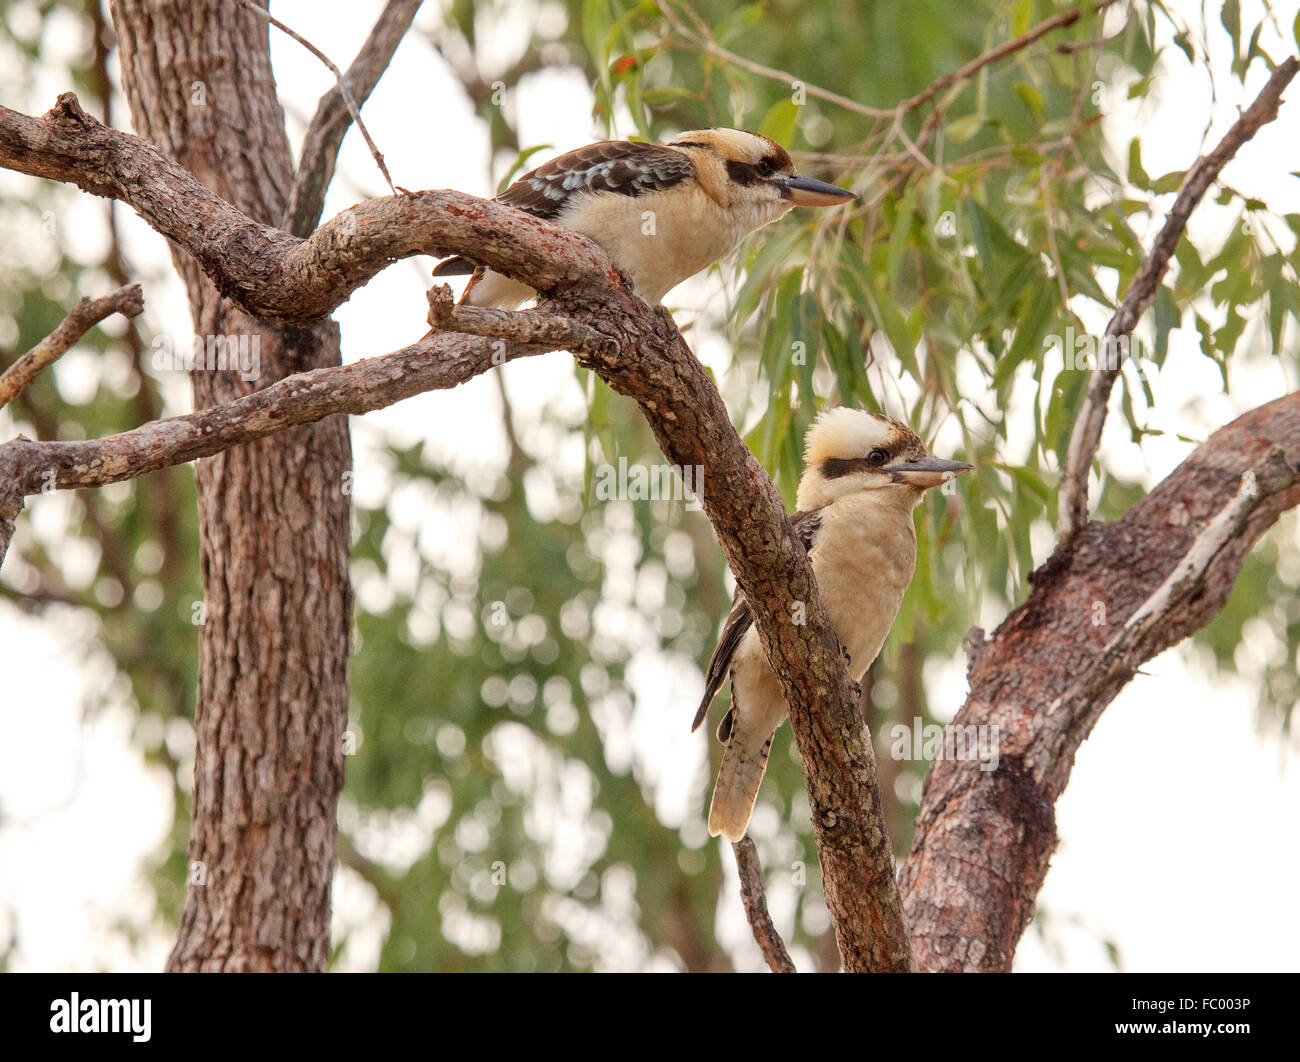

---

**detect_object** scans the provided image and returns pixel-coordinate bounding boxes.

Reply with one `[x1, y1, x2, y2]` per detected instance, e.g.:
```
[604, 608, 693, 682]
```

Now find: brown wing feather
[692, 589, 751, 732]
[498, 141, 696, 220]
[432, 141, 694, 277]
[691, 509, 823, 733]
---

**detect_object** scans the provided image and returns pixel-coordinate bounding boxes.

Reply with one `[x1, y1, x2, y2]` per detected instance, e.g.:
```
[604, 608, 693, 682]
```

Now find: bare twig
[0, 328, 559, 504]
[425, 284, 616, 356]
[898, 1, 1118, 118]
[283, 0, 423, 236]
[658, 0, 894, 119]
[732, 838, 796, 973]
[0, 284, 143, 411]
[1057, 56, 1299, 546]
[661, 0, 1116, 125]
[234, 0, 398, 199]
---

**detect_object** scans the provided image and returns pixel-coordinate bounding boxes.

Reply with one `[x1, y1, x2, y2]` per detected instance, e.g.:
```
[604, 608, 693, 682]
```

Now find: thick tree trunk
[109, 0, 351, 971]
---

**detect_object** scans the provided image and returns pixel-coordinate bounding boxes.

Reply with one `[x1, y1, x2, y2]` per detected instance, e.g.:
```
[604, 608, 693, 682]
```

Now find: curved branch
[901, 391, 1300, 971]
[732, 839, 795, 973]
[897, 0, 1117, 117]
[0, 94, 618, 325]
[1058, 56, 1299, 545]
[0, 283, 143, 410]
[560, 295, 914, 972]
[0, 327, 562, 501]
[661, 0, 1118, 122]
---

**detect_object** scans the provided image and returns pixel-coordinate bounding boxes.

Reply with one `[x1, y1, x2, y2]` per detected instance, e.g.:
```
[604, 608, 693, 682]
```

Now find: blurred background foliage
[1, 0, 1297, 971]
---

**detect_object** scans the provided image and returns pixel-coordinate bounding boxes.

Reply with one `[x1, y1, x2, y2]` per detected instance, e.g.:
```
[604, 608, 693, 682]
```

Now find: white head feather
[802, 407, 894, 468]
[796, 408, 927, 511]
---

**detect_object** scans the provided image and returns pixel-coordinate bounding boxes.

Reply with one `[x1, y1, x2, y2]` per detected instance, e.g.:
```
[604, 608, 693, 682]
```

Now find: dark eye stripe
[822, 456, 879, 479]
[725, 155, 786, 185]
[725, 160, 759, 185]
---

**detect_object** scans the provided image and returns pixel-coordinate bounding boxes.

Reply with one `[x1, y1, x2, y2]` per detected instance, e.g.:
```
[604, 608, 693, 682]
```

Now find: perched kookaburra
[693, 408, 972, 843]
[433, 128, 856, 308]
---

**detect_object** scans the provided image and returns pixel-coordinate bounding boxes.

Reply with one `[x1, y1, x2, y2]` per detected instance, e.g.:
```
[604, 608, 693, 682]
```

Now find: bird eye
[755, 159, 773, 177]
[868, 449, 888, 465]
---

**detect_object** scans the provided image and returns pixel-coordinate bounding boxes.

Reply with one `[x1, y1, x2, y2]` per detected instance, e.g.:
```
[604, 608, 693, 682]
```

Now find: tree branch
[0, 284, 144, 411]
[425, 283, 615, 356]
[0, 329, 558, 503]
[234, 0, 398, 201]
[282, 0, 424, 237]
[561, 298, 914, 972]
[901, 391, 1300, 971]
[1057, 56, 1299, 545]
[897, 0, 1118, 117]
[732, 838, 796, 973]
[661, 0, 1117, 122]
[0, 93, 618, 325]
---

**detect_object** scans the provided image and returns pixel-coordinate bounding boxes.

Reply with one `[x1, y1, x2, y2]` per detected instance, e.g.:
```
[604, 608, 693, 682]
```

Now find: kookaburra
[433, 128, 856, 308]
[694, 407, 972, 843]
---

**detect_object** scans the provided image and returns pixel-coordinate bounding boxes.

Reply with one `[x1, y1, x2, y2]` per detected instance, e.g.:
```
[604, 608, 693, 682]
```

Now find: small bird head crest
[797, 407, 972, 510]
[668, 128, 857, 208]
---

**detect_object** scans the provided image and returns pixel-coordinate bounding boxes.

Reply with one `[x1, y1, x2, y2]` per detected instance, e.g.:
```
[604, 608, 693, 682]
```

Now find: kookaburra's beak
[775, 174, 857, 206]
[885, 457, 974, 488]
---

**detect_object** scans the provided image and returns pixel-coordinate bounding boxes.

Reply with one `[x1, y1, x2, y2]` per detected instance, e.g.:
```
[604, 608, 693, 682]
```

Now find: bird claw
[837, 644, 860, 698]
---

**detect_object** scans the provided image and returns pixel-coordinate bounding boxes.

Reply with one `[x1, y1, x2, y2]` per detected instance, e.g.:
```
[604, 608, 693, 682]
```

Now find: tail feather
[707, 728, 774, 843]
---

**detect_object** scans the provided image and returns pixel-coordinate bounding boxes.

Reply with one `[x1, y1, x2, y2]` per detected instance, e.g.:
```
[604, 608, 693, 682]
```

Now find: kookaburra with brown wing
[433, 129, 856, 307]
[693, 408, 972, 843]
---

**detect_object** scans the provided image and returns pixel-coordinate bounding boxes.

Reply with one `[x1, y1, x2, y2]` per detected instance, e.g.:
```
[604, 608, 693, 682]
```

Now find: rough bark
[108, 0, 352, 972]
[900, 393, 1300, 971]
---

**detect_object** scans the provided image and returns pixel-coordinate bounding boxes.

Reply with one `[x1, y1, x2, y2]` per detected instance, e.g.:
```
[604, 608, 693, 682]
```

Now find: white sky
[0, 0, 1297, 972]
